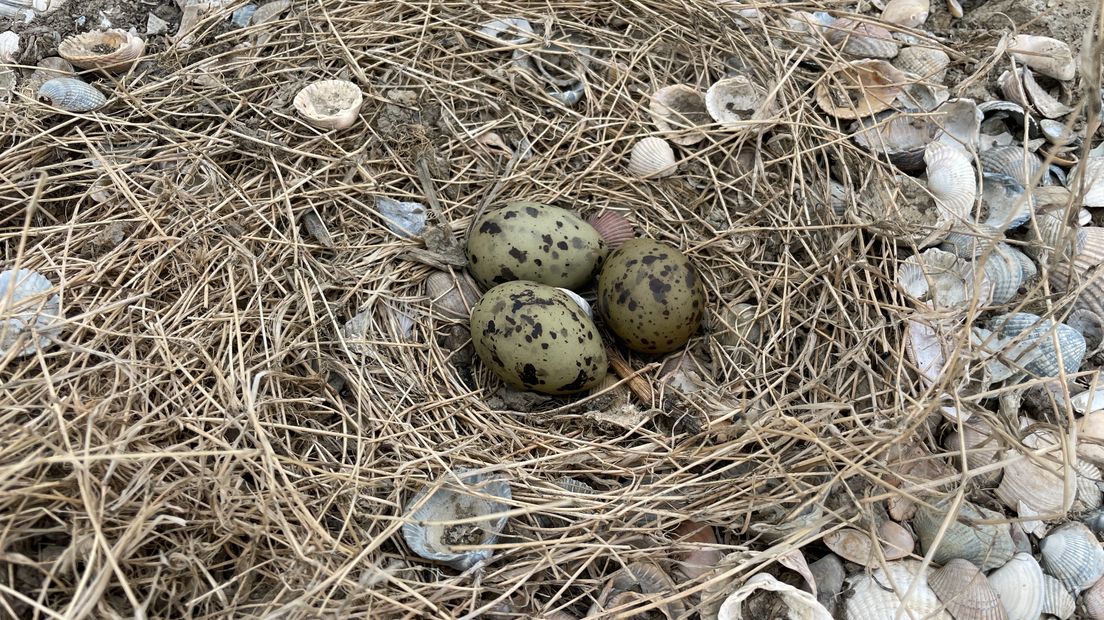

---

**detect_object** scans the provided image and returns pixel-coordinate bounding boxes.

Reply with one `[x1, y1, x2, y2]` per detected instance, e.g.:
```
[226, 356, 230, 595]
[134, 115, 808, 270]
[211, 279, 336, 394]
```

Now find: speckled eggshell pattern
[470, 281, 607, 395]
[466, 202, 608, 290]
[597, 239, 705, 354]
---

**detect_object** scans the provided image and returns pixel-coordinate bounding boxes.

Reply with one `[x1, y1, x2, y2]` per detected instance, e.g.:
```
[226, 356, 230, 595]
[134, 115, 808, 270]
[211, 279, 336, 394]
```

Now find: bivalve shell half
[1008, 34, 1076, 81]
[588, 561, 685, 619]
[1079, 412, 1104, 464]
[977, 243, 1025, 304]
[1039, 521, 1104, 594]
[1075, 459, 1103, 512]
[822, 523, 913, 567]
[425, 271, 482, 321]
[37, 77, 106, 112]
[843, 560, 952, 620]
[815, 59, 908, 119]
[586, 210, 634, 249]
[0, 268, 62, 357]
[897, 247, 982, 311]
[987, 552, 1044, 620]
[943, 418, 1005, 476]
[999, 67, 1073, 119]
[704, 75, 776, 130]
[648, 85, 710, 146]
[714, 302, 761, 348]
[935, 98, 983, 150]
[627, 136, 677, 178]
[1084, 574, 1104, 620]
[850, 110, 938, 173]
[58, 29, 144, 72]
[893, 45, 949, 83]
[717, 573, 833, 620]
[881, 0, 931, 28]
[912, 498, 1014, 571]
[981, 172, 1034, 231]
[925, 141, 976, 231]
[1072, 156, 1104, 207]
[994, 448, 1070, 525]
[292, 79, 363, 130]
[823, 17, 898, 59]
[979, 145, 1043, 189]
[1040, 574, 1076, 619]
[928, 558, 1007, 620]
[987, 312, 1086, 377]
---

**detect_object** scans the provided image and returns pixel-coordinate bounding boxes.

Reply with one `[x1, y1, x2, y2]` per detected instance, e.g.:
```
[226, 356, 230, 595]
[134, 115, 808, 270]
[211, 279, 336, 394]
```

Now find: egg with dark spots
[466, 202, 608, 290]
[471, 281, 607, 395]
[597, 239, 705, 354]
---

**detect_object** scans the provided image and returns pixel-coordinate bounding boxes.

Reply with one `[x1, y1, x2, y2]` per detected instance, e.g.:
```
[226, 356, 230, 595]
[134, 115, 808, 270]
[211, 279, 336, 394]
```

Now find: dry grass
[0, 0, 1101, 618]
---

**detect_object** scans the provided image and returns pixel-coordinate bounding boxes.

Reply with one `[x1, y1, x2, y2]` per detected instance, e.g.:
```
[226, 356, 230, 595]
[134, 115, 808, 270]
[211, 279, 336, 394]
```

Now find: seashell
[987, 312, 1086, 377]
[292, 79, 363, 130]
[627, 136, 677, 178]
[1072, 156, 1104, 207]
[401, 469, 511, 570]
[850, 110, 938, 173]
[1040, 119, 1076, 146]
[822, 523, 913, 567]
[979, 145, 1043, 189]
[843, 560, 952, 620]
[881, 0, 931, 28]
[1075, 459, 1103, 512]
[0, 31, 18, 63]
[995, 446, 1070, 525]
[586, 210, 634, 249]
[898, 80, 950, 112]
[976, 246, 1023, 304]
[37, 77, 106, 112]
[1030, 212, 1085, 264]
[999, 67, 1073, 119]
[704, 75, 776, 130]
[1039, 522, 1104, 593]
[648, 85, 710, 146]
[940, 225, 1001, 259]
[987, 552, 1045, 620]
[978, 100, 1042, 140]
[425, 271, 482, 321]
[1079, 412, 1104, 464]
[718, 573, 833, 620]
[1007, 34, 1076, 81]
[823, 17, 898, 59]
[935, 98, 983, 150]
[556, 288, 592, 318]
[943, 418, 1005, 475]
[897, 247, 981, 310]
[1085, 575, 1104, 620]
[375, 197, 426, 238]
[808, 553, 845, 616]
[673, 520, 722, 581]
[1040, 574, 1076, 619]
[925, 141, 976, 230]
[229, 5, 257, 28]
[58, 29, 145, 72]
[587, 561, 685, 618]
[815, 59, 907, 119]
[912, 498, 1015, 571]
[512, 36, 592, 88]
[0, 268, 62, 357]
[928, 559, 1007, 620]
[981, 172, 1034, 231]
[714, 302, 761, 348]
[27, 56, 74, 90]
[893, 45, 949, 83]
[477, 17, 534, 46]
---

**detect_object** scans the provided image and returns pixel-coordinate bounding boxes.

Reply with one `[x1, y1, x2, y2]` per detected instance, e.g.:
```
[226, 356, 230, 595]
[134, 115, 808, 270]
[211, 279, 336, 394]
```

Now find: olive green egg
[466, 202, 608, 290]
[597, 239, 705, 354]
[470, 281, 607, 395]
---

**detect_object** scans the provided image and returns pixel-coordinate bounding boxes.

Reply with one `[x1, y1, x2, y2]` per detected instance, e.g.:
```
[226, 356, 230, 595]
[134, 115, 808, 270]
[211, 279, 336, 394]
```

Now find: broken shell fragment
[477, 17, 534, 46]
[401, 469, 512, 570]
[987, 553, 1045, 620]
[994, 448, 1069, 525]
[627, 136, 677, 178]
[1072, 156, 1104, 207]
[292, 79, 363, 130]
[649, 85, 710, 146]
[58, 29, 145, 72]
[928, 559, 1006, 620]
[37, 77, 106, 112]
[850, 110, 938, 173]
[999, 67, 1073, 119]
[823, 17, 898, 59]
[513, 37, 592, 88]
[981, 172, 1034, 231]
[935, 98, 983, 150]
[1078, 412, 1104, 464]
[893, 45, 949, 83]
[586, 210, 634, 249]
[1040, 574, 1076, 619]
[1008, 34, 1076, 81]
[1039, 522, 1104, 594]
[718, 573, 833, 620]
[912, 498, 1014, 571]
[375, 197, 426, 238]
[0, 268, 62, 357]
[0, 31, 18, 63]
[704, 76, 775, 130]
[881, 0, 930, 28]
[816, 60, 908, 119]
[588, 562, 685, 618]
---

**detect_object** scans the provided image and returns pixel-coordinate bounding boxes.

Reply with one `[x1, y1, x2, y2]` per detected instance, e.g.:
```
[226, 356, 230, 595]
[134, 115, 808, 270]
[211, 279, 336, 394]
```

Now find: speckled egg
[470, 281, 607, 395]
[466, 202, 608, 290]
[597, 239, 705, 354]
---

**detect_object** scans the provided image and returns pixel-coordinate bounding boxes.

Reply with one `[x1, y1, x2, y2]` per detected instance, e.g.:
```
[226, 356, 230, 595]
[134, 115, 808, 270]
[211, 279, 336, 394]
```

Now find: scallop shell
[292, 79, 363, 130]
[1039, 522, 1104, 593]
[37, 77, 106, 112]
[925, 141, 976, 230]
[587, 561, 685, 619]
[928, 559, 1006, 620]
[0, 268, 62, 357]
[401, 469, 512, 570]
[58, 29, 144, 72]
[823, 17, 898, 59]
[894, 46, 949, 83]
[1008, 34, 1076, 81]
[981, 172, 1034, 231]
[1000, 67, 1073, 119]
[1084, 573, 1104, 620]
[843, 560, 952, 620]
[718, 573, 833, 620]
[850, 110, 938, 173]
[586, 210, 634, 249]
[627, 136, 677, 178]
[881, 0, 930, 28]
[986, 552, 1045, 620]
[987, 312, 1086, 377]
[912, 498, 1014, 571]
[649, 85, 710, 146]
[1072, 156, 1104, 207]
[704, 75, 775, 130]
[1079, 413, 1104, 464]
[979, 145, 1043, 188]
[1040, 574, 1076, 619]
[425, 271, 482, 320]
[822, 523, 913, 567]
[816, 60, 907, 119]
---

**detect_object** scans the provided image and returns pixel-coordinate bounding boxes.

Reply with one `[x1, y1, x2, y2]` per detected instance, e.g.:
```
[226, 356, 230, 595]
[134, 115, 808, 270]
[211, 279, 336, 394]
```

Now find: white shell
[1075, 459, 1103, 512]
[37, 77, 106, 112]
[1084, 574, 1104, 620]
[925, 141, 976, 232]
[627, 137, 676, 178]
[893, 46, 949, 83]
[981, 173, 1033, 231]
[0, 268, 62, 357]
[292, 79, 363, 130]
[401, 469, 511, 570]
[1008, 34, 1076, 81]
[843, 560, 951, 620]
[881, 0, 930, 28]
[928, 559, 1007, 620]
[935, 98, 982, 150]
[555, 288, 592, 319]
[986, 552, 1045, 620]
[815, 60, 907, 119]
[912, 499, 1014, 571]
[648, 85, 710, 146]
[375, 197, 426, 238]
[897, 247, 981, 310]
[822, 523, 913, 567]
[976, 244, 1024, 304]
[1039, 522, 1104, 594]
[588, 562, 685, 618]
[823, 17, 898, 59]
[850, 110, 937, 172]
[999, 67, 1073, 119]
[718, 573, 833, 620]
[704, 76, 774, 130]
[994, 448, 1069, 524]
[1078, 412, 1104, 464]
[58, 29, 145, 72]
[1072, 156, 1104, 207]
[477, 17, 534, 45]
[0, 31, 18, 63]
[1040, 574, 1076, 619]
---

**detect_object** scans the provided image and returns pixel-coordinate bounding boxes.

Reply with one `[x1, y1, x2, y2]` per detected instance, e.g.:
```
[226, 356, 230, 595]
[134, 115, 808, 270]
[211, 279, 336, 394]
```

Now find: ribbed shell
[850, 110, 937, 173]
[1075, 459, 1104, 512]
[981, 173, 1033, 231]
[978, 244, 1025, 304]
[894, 45, 947, 82]
[843, 560, 952, 620]
[37, 77, 106, 112]
[1040, 574, 1076, 619]
[1031, 212, 1085, 262]
[424, 271, 482, 320]
[649, 85, 709, 146]
[58, 29, 144, 71]
[912, 499, 1014, 571]
[552, 476, 597, 495]
[586, 211, 634, 249]
[823, 17, 899, 59]
[1084, 573, 1104, 620]
[936, 98, 982, 150]
[1039, 522, 1104, 593]
[897, 247, 979, 310]
[943, 419, 1004, 472]
[704, 75, 772, 127]
[940, 226, 1001, 259]
[928, 559, 1007, 620]
[1078, 412, 1104, 463]
[880, 0, 931, 28]
[1072, 157, 1104, 207]
[292, 79, 363, 130]
[718, 573, 833, 620]
[0, 268, 62, 357]
[816, 60, 907, 119]
[987, 312, 1086, 377]
[979, 146, 1043, 190]
[1008, 34, 1076, 81]
[995, 448, 1069, 520]
[627, 137, 676, 178]
[1000, 67, 1073, 119]
[987, 552, 1045, 620]
[925, 141, 976, 229]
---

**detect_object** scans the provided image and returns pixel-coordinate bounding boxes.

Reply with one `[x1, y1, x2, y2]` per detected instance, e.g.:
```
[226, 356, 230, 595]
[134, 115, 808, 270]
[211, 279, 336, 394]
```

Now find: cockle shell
[0, 268, 62, 357]
[822, 523, 913, 567]
[512, 37, 592, 88]
[979, 145, 1043, 189]
[981, 173, 1034, 231]
[714, 302, 761, 348]
[898, 79, 949, 112]
[976, 243, 1025, 304]
[1030, 212, 1085, 263]
[943, 418, 1004, 475]
[1040, 574, 1076, 619]
[987, 312, 1085, 377]
[649, 85, 710, 146]
[704, 76, 775, 130]
[987, 552, 1045, 620]
[928, 559, 1006, 620]
[1072, 156, 1104, 207]
[1078, 413, 1104, 464]
[815, 60, 907, 119]
[586, 210, 634, 249]
[978, 99, 1042, 140]
[1039, 522, 1104, 594]
[1007, 34, 1076, 81]
[897, 247, 982, 310]
[999, 67, 1073, 119]
[587, 561, 685, 619]
[823, 17, 898, 59]
[627, 136, 677, 178]
[1084, 574, 1104, 620]
[718, 573, 833, 620]
[1075, 459, 1103, 512]
[935, 98, 983, 150]
[425, 271, 482, 321]
[893, 46, 949, 83]
[401, 469, 512, 570]
[292, 79, 363, 130]
[912, 498, 1014, 571]
[925, 141, 976, 231]
[940, 225, 1001, 259]
[37, 77, 106, 112]
[850, 110, 938, 173]
[843, 560, 952, 620]
[58, 29, 145, 72]
[994, 447, 1070, 526]
[881, 0, 930, 28]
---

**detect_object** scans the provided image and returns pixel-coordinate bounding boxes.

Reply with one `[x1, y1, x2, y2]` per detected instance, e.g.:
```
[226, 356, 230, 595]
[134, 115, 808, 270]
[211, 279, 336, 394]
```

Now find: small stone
[146, 13, 170, 35]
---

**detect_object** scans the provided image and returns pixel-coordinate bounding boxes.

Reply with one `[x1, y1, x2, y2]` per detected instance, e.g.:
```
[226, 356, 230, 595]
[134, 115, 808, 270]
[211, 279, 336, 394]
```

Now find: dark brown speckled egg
[470, 281, 607, 395]
[597, 239, 705, 354]
[466, 202, 607, 290]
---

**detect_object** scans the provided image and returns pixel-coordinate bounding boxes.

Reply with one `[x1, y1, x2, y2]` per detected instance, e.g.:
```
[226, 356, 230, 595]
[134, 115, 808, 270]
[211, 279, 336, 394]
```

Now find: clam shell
[897, 247, 981, 310]
[714, 302, 761, 348]
[1040, 573, 1076, 619]
[627, 136, 677, 178]
[925, 141, 976, 230]
[718, 573, 833, 620]
[823, 17, 898, 59]
[401, 469, 512, 570]
[1084, 573, 1104, 620]
[649, 85, 710, 146]
[1079, 412, 1104, 463]
[986, 552, 1045, 620]
[943, 418, 1005, 474]
[512, 37, 592, 88]
[940, 225, 1001, 259]
[704, 75, 775, 130]
[935, 98, 983, 150]
[37, 77, 106, 112]
[898, 80, 950, 112]
[588, 561, 685, 619]
[1008, 34, 1076, 81]
[1039, 522, 1104, 593]
[293, 79, 363, 130]
[809, 553, 845, 616]
[586, 210, 634, 249]
[850, 110, 938, 173]
[425, 271, 482, 320]
[881, 0, 931, 28]
[981, 172, 1034, 231]
[994, 447, 1069, 522]
[978, 100, 1042, 140]
[928, 559, 1007, 620]
[815, 60, 908, 119]
[843, 560, 952, 620]
[822, 523, 913, 567]
[987, 312, 1086, 377]
[1030, 212, 1085, 263]
[58, 29, 144, 72]
[23, 56, 73, 97]
[912, 498, 1014, 571]
[1041, 118, 1076, 145]
[1072, 156, 1104, 207]
[979, 145, 1043, 188]
[1000, 67, 1073, 119]
[375, 197, 426, 238]
[0, 268, 62, 357]
[893, 45, 949, 83]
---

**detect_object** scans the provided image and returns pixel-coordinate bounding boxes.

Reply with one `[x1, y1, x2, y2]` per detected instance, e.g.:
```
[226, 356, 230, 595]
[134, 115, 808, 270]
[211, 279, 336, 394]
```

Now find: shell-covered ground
[2, 0, 1104, 618]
